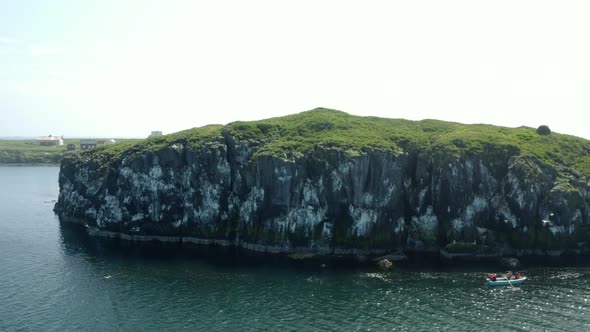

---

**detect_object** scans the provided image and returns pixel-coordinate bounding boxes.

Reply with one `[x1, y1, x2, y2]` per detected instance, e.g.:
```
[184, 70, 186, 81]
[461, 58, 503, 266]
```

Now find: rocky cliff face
[54, 110, 590, 256]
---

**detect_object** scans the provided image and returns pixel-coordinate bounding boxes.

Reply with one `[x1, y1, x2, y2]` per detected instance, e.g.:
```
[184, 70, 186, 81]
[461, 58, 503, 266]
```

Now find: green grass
[85, 125, 224, 159]
[0, 138, 143, 164]
[70, 108, 590, 180]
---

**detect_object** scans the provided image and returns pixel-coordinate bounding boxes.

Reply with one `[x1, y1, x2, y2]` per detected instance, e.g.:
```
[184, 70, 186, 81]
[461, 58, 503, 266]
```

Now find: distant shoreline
[0, 163, 60, 166]
[0, 138, 143, 166]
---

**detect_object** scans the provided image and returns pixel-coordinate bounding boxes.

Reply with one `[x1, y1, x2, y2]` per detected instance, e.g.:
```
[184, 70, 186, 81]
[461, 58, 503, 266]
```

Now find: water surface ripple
[0, 167, 589, 331]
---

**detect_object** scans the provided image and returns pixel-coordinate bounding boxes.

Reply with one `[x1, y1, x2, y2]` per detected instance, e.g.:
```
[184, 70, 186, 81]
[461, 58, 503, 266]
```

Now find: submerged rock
[355, 255, 369, 263]
[54, 109, 590, 257]
[287, 253, 318, 260]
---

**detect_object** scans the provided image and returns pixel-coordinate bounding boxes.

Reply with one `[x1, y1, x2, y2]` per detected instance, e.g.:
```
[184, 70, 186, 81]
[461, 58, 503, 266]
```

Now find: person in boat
[488, 273, 497, 281]
[514, 272, 521, 280]
[505, 271, 513, 280]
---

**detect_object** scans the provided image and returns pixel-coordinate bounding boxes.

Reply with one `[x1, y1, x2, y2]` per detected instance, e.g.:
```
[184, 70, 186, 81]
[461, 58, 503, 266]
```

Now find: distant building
[67, 144, 76, 151]
[80, 139, 117, 150]
[80, 140, 97, 150]
[149, 131, 163, 138]
[37, 135, 63, 146]
[96, 139, 116, 146]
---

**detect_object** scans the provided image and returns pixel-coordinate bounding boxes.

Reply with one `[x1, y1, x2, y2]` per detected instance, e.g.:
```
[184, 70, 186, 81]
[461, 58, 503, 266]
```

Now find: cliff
[54, 109, 590, 257]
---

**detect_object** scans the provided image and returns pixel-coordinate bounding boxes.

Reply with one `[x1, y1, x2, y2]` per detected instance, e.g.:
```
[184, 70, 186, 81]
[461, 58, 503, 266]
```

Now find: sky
[1, 0, 589, 139]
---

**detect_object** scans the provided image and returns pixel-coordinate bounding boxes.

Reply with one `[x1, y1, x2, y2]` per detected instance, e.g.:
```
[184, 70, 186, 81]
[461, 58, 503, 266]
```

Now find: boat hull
[486, 277, 527, 287]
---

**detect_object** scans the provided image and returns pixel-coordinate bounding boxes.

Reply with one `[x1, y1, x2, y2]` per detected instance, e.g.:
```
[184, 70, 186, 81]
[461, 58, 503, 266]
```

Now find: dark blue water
[1, 166, 589, 331]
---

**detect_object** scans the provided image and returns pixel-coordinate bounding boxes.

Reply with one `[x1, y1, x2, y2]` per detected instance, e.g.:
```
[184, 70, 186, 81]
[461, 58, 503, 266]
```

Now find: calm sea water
[1, 166, 589, 331]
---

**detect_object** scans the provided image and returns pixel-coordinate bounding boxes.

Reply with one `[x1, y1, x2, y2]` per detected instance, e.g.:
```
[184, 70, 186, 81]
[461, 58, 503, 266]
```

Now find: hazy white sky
[1, 1, 589, 138]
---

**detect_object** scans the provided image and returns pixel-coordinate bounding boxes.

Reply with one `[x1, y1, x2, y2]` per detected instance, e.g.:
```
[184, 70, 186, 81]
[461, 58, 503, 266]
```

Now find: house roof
[80, 139, 116, 145]
[37, 135, 63, 141]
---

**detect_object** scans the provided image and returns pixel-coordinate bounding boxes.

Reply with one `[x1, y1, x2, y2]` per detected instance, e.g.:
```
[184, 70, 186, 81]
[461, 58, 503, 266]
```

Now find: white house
[37, 135, 64, 146]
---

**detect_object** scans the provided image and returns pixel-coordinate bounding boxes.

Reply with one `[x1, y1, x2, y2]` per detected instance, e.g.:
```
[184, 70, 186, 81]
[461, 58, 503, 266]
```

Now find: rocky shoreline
[60, 217, 590, 269]
[83, 224, 394, 257]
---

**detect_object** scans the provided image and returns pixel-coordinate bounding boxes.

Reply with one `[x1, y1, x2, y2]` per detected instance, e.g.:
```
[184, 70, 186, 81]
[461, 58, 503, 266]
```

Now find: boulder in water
[373, 252, 408, 263]
[500, 257, 520, 269]
[377, 259, 393, 270]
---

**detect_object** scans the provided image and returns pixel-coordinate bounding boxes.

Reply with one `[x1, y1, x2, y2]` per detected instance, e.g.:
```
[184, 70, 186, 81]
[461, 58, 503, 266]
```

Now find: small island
[54, 108, 590, 262]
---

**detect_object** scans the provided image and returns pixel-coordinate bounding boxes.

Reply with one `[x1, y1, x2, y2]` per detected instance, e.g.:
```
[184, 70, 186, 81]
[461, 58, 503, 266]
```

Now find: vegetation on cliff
[88, 108, 590, 179]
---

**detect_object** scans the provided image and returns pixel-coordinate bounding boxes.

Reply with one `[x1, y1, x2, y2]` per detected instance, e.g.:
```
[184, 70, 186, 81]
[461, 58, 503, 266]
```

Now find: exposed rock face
[54, 122, 590, 256]
[500, 257, 521, 269]
[377, 259, 393, 270]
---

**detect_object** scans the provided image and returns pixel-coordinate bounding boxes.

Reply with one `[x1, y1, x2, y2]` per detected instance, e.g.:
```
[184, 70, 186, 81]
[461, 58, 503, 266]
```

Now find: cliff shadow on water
[57, 219, 590, 273]
[57, 220, 390, 271]
[54, 109, 590, 265]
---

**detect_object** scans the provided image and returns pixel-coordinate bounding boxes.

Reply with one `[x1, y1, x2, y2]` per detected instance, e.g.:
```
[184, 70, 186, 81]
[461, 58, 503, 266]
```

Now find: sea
[0, 166, 589, 331]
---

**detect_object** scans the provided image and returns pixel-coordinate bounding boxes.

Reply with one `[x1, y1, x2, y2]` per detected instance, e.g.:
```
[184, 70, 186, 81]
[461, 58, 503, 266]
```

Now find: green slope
[89, 108, 590, 178]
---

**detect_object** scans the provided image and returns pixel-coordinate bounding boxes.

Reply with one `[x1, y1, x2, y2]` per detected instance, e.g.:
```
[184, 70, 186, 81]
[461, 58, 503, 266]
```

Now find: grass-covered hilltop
[83, 108, 590, 177]
[55, 108, 590, 259]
